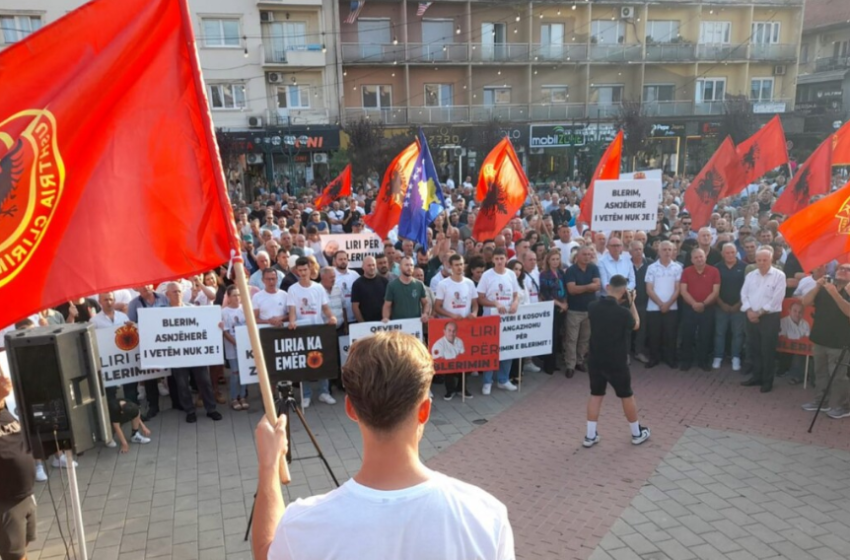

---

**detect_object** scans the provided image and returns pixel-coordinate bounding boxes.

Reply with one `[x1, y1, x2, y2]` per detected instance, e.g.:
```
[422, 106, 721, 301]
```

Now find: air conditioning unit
[267, 72, 283, 84]
[620, 6, 635, 20]
[260, 11, 274, 23]
[773, 64, 787, 76]
[313, 153, 329, 164]
[248, 116, 264, 128]
[246, 153, 264, 165]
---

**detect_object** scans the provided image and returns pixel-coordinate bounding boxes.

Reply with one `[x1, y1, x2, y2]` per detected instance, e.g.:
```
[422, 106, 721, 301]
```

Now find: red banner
[776, 297, 814, 356]
[427, 315, 500, 374]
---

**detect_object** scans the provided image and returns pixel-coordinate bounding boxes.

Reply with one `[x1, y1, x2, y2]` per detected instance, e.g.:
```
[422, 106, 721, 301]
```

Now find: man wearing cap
[551, 199, 572, 230]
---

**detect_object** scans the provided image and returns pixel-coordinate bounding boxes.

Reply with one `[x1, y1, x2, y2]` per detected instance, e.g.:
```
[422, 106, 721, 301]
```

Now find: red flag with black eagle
[773, 136, 833, 216]
[834, 120, 850, 166]
[683, 137, 743, 230]
[734, 115, 789, 185]
[364, 141, 420, 240]
[313, 164, 352, 210]
[0, 0, 237, 328]
[578, 131, 623, 226]
[779, 180, 850, 271]
[472, 137, 529, 241]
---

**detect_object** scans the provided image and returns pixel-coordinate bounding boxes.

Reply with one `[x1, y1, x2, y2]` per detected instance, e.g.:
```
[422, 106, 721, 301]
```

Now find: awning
[797, 69, 849, 85]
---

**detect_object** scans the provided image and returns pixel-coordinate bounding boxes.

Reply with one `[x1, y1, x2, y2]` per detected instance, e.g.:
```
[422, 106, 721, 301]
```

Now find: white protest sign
[95, 325, 170, 388]
[138, 306, 224, 369]
[591, 179, 662, 231]
[498, 301, 554, 360]
[349, 319, 424, 345]
[620, 169, 663, 181]
[339, 335, 350, 367]
[320, 233, 382, 268]
[0, 350, 15, 420]
[236, 324, 267, 386]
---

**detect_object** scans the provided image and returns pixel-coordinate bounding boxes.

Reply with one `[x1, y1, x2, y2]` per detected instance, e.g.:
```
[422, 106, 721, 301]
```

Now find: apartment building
[339, 0, 804, 176]
[0, 0, 344, 186]
[796, 0, 850, 144]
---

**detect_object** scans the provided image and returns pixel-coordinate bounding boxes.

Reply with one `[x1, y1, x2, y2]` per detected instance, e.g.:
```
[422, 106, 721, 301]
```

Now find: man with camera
[800, 264, 850, 418]
[252, 332, 514, 560]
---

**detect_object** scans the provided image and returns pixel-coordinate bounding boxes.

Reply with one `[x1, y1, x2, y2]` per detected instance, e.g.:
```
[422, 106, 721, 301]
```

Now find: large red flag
[779, 180, 850, 271]
[834, 121, 850, 166]
[773, 136, 833, 216]
[472, 138, 529, 241]
[313, 164, 352, 209]
[578, 131, 623, 225]
[364, 141, 419, 240]
[735, 115, 789, 185]
[683, 137, 742, 230]
[0, 0, 236, 328]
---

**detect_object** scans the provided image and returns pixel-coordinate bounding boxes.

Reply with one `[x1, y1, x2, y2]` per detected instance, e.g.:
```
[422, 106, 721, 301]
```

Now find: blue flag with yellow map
[398, 129, 446, 247]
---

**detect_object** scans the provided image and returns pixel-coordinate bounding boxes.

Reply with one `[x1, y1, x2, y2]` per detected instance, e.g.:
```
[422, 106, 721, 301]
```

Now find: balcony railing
[693, 101, 727, 115]
[469, 43, 530, 63]
[270, 109, 331, 126]
[696, 44, 748, 61]
[407, 43, 468, 63]
[749, 44, 797, 61]
[815, 56, 850, 72]
[344, 107, 409, 125]
[531, 43, 588, 62]
[645, 43, 696, 62]
[589, 43, 643, 62]
[530, 103, 588, 120]
[408, 106, 470, 123]
[586, 103, 624, 118]
[341, 43, 405, 63]
[262, 43, 326, 66]
[642, 101, 697, 117]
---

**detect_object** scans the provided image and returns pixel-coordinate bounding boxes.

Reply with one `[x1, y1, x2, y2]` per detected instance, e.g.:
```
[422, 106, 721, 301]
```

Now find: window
[591, 85, 624, 104]
[202, 18, 240, 47]
[646, 20, 680, 43]
[425, 84, 453, 107]
[483, 87, 511, 105]
[542, 86, 569, 103]
[278, 85, 311, 109]
[362, 85, 391, 109]
[750, 78, 773, 102]
[208, 83, 246, 109]
[591, 20, 624, 44]
[695, 78, 726, 102]
[0, 15, 41, 44]
[751, 22, 780, 45]
[643, 85, 675, 102]
[699, 21, 731, 44]
[482, 23, 507, 60]
[269, 22, 306, 50]
[800, 43, 809, 63]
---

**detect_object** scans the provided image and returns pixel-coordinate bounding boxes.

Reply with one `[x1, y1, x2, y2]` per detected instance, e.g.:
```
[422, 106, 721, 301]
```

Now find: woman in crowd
[538, 249, 568, 375]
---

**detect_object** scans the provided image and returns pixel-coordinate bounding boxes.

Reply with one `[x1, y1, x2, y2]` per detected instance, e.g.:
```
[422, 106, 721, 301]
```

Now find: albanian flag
[735, 115, 789, 185]
[773, 136, 832, 216]
[683, 137, 743, 230]
[472, 137, 528, 241]
[779, 180, 850, 271]
[314, 164, 351, 209]
[363, 141, 420, 240]
[0, 0, 237, 329]
[578, 131, 623, 226]
[834, 121, 850, 166]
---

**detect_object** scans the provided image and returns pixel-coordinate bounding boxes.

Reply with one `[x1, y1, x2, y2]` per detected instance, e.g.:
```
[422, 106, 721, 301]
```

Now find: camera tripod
[244, 381, 341, 541]
[807, 346, 850, 433]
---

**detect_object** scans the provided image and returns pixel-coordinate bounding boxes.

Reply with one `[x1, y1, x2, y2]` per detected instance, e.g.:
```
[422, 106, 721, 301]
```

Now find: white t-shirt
[221, 306, 246, 360]
[90, 310, 130, 329]
[252, 290, 289, 321]
[645, 260, 683, 312]
[429, 269, 451, 293]
[328, 209, 345, 233]
[435, 277, 477, 317]
[335, 269, 360, 323]
[267, 471, 514, 560]
[553, 240, 579, 266]
[287, 282, 330, 326]
[477, 268, 520, 316]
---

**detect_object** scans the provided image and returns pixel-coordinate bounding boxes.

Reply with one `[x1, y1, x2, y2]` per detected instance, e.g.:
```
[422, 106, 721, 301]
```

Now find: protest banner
[777, 297, 814, 356]
[138, 306, 224, 369]
[498, 301, 554, 360]
[620, 169, 663, 181]
[95, 325, 170, 388]
[427, 315, 500, 374]
[320, 233, 382, 268]
[239, 326, 348, 384]
[349, 319, 424, 345]
[590, 179, 662, 231]
[339, 335, 350, 367]
[259, 324, 340, 383]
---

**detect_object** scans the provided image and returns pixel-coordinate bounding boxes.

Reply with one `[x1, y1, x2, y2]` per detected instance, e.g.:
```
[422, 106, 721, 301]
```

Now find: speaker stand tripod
[244, 381, 341, 541]
[807, 346, 850, 433]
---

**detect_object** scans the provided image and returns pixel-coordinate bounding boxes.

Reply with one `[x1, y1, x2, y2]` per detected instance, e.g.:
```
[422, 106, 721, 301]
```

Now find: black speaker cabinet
[4, 323, 105, 456]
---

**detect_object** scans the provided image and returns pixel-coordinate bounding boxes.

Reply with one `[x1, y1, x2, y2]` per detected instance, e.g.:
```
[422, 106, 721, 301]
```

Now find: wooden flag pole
[232, 258, 291, 485]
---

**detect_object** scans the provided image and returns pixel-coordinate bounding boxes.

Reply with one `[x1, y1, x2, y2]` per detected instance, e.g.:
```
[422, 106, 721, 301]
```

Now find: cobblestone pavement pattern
[24, 363, 850, 560]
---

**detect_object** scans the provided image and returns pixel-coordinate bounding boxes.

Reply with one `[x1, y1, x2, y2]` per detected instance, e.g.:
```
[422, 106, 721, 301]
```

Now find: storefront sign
[498, 302, 554, 361]
[220, 126, 341, 153]
[650, 123, 685, 137]
[138, 306, 224, 369]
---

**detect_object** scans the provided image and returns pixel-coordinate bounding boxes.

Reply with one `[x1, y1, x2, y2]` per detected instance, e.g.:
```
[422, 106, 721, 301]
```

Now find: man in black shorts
[0, 370, 37, 560]
[583, 274, 651, 448]
[108, 398, 152, 454]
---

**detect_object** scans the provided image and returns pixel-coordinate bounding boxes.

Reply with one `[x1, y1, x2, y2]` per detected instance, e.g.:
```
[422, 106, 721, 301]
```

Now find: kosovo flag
[398, 129, 446, 247]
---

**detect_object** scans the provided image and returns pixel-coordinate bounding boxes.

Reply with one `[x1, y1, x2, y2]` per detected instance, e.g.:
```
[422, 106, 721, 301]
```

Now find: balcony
[262, 43, 326, 66]
[753, 99, 791, 114]
[407, 43, 469, 63]
[749, 44, 797, 61]
[815, 56, 850, 72]
[645, 43, 696, 62]
[693, 101, 726, 115]
[696, 44, 747, 62]
[531, 44, 588, 62]
[642, 101, 697, 117]
[408, 106, 470, 123]
[270, 109, 331, 126]
[341, 43, 405, 63]
[344, 107, 408, 125]
[586, 103, 624, 118]
[469, 43, 530, 63]
[589, 43, 643, 62]
[530, 103, 588, 120]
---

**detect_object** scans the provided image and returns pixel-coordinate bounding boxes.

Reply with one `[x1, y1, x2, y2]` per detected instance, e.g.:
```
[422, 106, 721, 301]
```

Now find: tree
[468, 117, 503, 177]
[615, 100, 652, 172]
[343, 118, 387, 183]
[719, 94, 755, 145]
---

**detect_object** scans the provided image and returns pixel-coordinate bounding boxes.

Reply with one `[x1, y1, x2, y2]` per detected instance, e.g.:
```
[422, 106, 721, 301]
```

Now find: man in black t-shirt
[351, 257, 389, 323]
[583, 275, 651, 449]
[0, 372, 37, 560]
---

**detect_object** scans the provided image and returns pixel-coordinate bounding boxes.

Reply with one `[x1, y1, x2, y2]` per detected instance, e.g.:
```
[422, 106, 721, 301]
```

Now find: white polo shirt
[645, 260, 683, 312]
[252, 289, 289, 321]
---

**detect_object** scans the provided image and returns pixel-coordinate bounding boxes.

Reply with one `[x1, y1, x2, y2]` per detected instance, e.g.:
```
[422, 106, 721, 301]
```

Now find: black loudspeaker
[4, 323, 106, 456]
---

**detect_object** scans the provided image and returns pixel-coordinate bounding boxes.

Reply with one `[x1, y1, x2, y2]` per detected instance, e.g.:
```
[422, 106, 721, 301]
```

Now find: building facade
[0, 0, 344, 191]
[339, 0, 804, 178]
